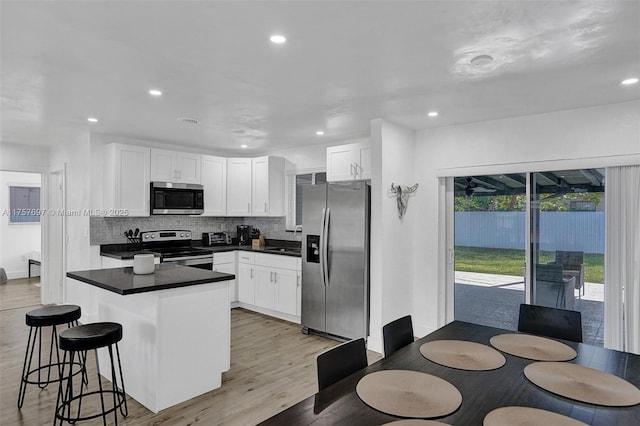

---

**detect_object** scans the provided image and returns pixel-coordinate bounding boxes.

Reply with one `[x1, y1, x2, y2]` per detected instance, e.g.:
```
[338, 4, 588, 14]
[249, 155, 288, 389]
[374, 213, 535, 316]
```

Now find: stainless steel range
[140, 230, 213, 269]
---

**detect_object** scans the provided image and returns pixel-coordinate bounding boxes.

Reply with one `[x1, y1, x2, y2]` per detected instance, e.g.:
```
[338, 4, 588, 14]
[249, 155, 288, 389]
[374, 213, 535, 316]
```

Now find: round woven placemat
[420, 340, 506, 371]
[483, 406, 588, 426]
[356, 370, 462, 418]
[489, 333, 577, 361]
[382, 421, 451, 426]
[524, 362, 640, 406]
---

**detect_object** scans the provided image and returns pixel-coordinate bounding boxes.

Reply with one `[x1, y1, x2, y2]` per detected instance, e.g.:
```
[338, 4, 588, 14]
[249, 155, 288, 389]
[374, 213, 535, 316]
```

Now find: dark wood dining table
[259, 321, 640, 425]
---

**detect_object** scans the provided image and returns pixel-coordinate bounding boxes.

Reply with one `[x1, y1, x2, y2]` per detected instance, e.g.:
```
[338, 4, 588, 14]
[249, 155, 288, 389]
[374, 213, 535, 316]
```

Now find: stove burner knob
[144, 235, 149, 239]
[185, 233, 190, 238]
[150, 235, 155, 239]
[180, 233, 184, 237]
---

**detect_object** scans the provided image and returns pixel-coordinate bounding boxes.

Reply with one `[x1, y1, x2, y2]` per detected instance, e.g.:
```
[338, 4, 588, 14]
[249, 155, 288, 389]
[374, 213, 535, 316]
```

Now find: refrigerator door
[325, 182, 369, 339]
[301, 184, 328, 333]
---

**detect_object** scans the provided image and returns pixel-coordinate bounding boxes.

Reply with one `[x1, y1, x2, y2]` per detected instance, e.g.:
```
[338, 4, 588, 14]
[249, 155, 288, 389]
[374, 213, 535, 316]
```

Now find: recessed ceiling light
[270, 34, 287, 44]
[87, 117, 98, 123]
[149, 89, 162, 96]
[470, 55, 494, 66]
[241, 144, 248, 149]
[427, 111, 439, 117]
[315, 130, 325, 136]
[621, 77, 639, 85]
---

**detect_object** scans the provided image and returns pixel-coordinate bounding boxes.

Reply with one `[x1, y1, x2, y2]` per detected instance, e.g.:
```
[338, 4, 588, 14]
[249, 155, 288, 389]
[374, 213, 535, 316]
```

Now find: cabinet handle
[250, 268, 253, 279]
[297, 276, 300, 287]
[355, 163, 360, 177]
[264, 202, 267, 212]
[270, 271, 273, 283]
[274, 272, 278, 283]
[248, 202, 251, 213]
[350, 163, 355, 177]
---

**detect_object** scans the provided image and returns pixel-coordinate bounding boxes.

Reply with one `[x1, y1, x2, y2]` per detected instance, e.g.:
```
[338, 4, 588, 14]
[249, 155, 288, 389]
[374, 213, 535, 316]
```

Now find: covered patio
[454, 271, 604, 347]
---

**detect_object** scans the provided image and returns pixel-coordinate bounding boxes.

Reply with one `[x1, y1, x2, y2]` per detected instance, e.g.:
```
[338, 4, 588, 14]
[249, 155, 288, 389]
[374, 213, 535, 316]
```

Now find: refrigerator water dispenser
[306, 235, 320, 263]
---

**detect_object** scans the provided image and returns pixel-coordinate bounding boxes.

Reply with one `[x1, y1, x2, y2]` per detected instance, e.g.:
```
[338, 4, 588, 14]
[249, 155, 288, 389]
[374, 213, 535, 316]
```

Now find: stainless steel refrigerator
[301, 181, 370, 340]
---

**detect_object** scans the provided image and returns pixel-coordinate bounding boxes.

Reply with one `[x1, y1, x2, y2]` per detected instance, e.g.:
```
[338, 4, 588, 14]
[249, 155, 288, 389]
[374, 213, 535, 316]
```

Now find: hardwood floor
[0, 278, 381, 425]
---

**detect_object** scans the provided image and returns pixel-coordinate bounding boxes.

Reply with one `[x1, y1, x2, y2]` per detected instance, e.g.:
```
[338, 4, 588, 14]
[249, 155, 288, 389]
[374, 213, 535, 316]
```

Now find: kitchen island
[66, 264, 235, 413]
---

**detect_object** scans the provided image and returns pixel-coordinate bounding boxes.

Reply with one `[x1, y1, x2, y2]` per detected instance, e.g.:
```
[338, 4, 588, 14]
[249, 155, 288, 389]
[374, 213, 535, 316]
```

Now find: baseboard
[6, 270, 29, 280]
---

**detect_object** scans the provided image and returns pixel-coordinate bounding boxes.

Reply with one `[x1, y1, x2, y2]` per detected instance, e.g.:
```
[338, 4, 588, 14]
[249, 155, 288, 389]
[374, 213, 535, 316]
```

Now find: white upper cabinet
[226, 158, 252, 216]
[251, 156, 285, 216]
[201, 155, 227, 216]
[103, 143, 150, 217]
[326, 141, 372, 182]
[150, 148, 201, 184]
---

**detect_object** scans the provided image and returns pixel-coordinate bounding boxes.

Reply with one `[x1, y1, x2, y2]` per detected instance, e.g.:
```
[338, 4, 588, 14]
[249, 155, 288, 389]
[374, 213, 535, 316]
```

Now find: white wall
[369, 119, 416, 352]
[0, 171, 42, 279]
[413, 100, 640, 335]
[0, 142, 50, 173]
[49, 131, 92, 303]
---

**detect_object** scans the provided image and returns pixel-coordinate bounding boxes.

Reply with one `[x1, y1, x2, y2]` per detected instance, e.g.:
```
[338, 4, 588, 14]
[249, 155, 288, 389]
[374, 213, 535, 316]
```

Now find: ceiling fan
[464, 177, 497, 198]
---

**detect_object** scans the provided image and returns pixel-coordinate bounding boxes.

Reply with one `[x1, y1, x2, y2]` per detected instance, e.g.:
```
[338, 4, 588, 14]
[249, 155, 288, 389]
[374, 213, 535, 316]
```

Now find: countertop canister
[133, 253, 155, 275]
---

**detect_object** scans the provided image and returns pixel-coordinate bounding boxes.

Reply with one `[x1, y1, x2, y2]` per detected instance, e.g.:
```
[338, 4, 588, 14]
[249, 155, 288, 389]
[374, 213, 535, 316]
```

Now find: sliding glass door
[453, 174, 527, 331]
[453, 169, 605, 346]
[530, 169, 605, 346]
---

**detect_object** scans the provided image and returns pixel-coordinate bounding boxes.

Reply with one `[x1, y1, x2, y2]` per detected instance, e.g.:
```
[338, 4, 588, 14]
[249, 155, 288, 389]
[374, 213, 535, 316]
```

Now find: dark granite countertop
[100, 239, 301, 260]
[67, 263, 235, 295]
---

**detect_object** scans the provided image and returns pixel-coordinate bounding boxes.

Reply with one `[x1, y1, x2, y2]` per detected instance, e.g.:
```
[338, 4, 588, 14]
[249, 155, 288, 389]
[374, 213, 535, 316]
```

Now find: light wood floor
[0, 278, 381, 425]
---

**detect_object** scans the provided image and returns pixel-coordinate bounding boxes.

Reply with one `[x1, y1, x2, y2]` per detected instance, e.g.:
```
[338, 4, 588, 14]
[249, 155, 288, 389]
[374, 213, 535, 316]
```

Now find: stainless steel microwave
[150, 182, 204, 215]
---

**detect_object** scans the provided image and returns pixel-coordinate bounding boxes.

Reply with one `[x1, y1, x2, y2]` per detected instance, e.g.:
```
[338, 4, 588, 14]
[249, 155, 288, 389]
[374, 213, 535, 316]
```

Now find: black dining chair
[382, 315, 414, 357]
[316, 338, 367, 391]
[518, 303, 583, 343]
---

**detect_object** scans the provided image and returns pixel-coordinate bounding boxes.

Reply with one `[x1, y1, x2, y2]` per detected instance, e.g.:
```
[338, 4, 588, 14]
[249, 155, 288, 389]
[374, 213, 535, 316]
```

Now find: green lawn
[454, 246, 604, 284]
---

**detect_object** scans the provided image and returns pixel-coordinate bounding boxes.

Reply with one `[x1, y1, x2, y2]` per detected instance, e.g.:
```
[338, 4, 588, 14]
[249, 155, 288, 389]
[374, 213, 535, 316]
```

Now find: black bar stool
[17, 304, 84, 408]
[55, 322, 128, 425]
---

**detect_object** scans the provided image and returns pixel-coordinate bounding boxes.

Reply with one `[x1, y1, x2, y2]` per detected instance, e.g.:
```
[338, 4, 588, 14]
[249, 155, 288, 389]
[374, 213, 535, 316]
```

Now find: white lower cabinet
[254, 266, 276, 310]
[273, 268, 298, 316]
[237, 252, 256, 305]
[235, 252, 301, 323]
[212, 251, 236, 303]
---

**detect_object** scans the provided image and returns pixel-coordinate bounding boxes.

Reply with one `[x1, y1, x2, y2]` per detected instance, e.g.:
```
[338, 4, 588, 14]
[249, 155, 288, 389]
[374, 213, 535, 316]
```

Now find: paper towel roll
[133, 254, 155, 275]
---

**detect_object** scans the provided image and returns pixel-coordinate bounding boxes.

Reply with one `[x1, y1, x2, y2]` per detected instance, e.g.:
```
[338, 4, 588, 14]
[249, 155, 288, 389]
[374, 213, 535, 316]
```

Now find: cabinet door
[202, 155, 227, 216]
[106, 144, 150, 217]
[254, 266, 276, 310]
[213, 262, 236, 303]
[252, 156, 270, 215]
[357, 145, 372, 180]
[150, 149, 176, 182]
[176, 153, 201, 184]
[237, 263, 254, 304]
[326, 145, 356, 182]
[226, 158, 252, 216]
[274, 268, 298, 316]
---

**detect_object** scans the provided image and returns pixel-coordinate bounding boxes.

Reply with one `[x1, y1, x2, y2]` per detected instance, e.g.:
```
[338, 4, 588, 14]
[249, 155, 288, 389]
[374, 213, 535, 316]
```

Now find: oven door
[151, 182, 204, 215]
[162, 254, 213, 270]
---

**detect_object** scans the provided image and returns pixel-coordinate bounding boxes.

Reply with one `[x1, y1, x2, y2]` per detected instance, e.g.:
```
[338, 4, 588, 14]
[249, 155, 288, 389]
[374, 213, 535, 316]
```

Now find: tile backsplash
[90, 216, 299, 245]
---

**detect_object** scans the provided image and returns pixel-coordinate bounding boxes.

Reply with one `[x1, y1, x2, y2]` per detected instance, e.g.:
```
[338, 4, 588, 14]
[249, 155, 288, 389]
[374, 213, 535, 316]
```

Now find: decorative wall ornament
[390, 182, 419, 220]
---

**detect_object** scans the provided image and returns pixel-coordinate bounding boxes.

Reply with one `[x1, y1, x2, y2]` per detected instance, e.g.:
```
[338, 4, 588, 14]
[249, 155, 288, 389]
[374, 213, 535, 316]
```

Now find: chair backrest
[382, 315, 414, 357]
[535, 263, 564, 282]
[316, 338, 367, 391]
[518, 304, 583, 343]
[555, 250, 584, 267]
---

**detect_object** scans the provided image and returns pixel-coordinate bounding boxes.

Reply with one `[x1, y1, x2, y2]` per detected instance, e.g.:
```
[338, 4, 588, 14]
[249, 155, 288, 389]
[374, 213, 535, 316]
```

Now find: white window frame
[285, 167, 326, 230]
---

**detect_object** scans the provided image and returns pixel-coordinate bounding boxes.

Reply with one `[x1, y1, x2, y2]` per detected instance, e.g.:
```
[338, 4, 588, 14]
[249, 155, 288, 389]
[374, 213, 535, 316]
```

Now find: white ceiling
[1, 0, 639, 155]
